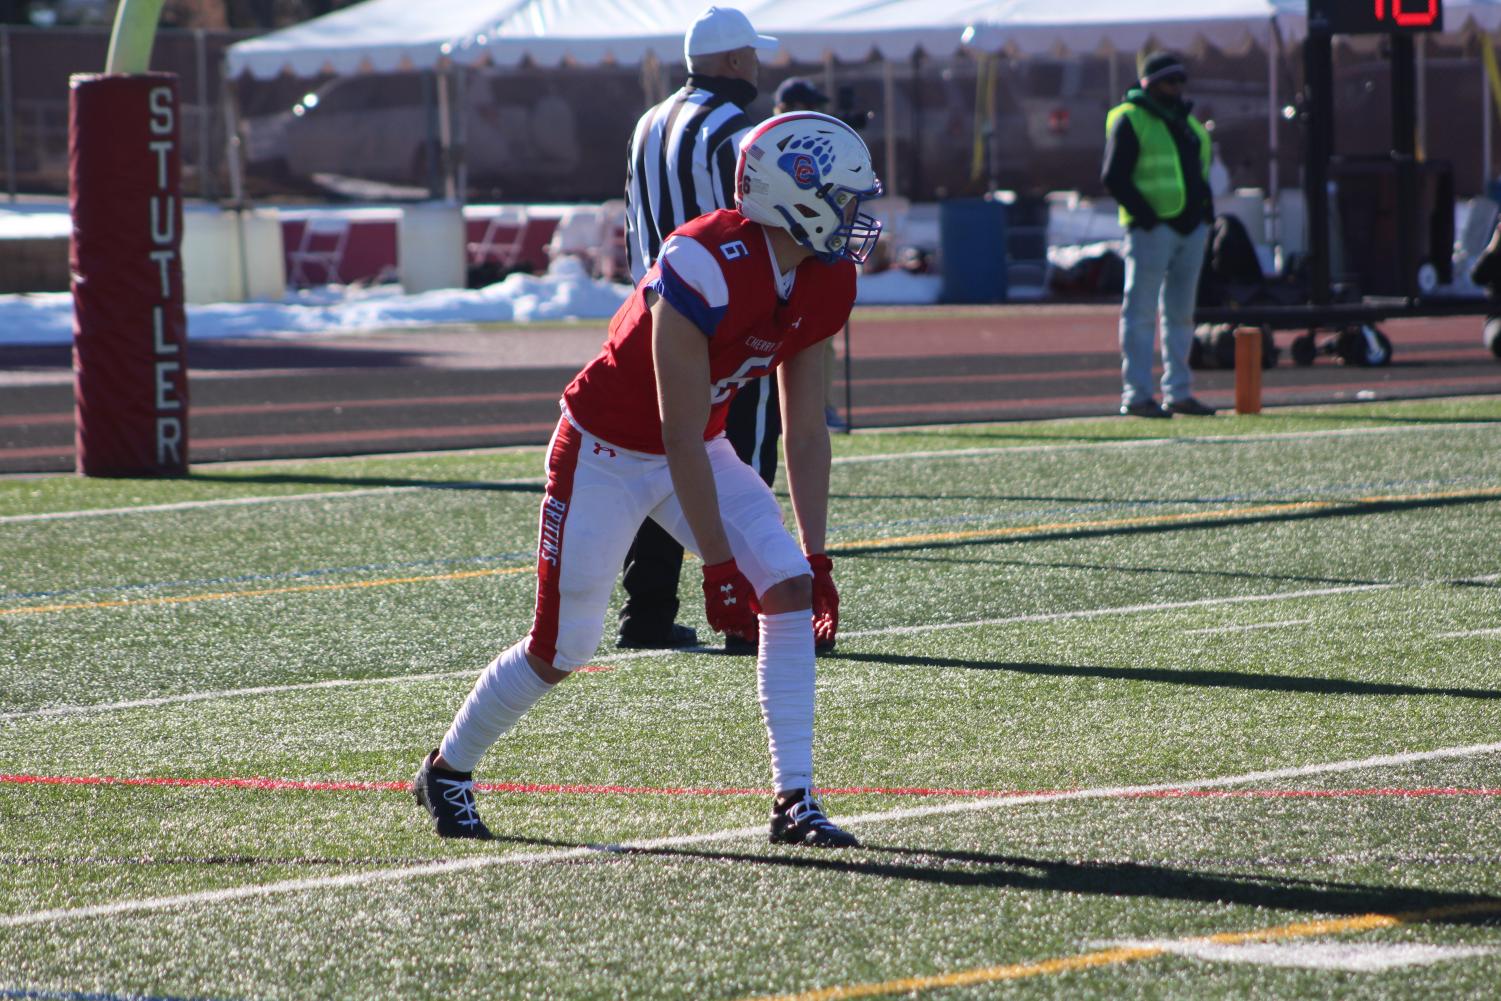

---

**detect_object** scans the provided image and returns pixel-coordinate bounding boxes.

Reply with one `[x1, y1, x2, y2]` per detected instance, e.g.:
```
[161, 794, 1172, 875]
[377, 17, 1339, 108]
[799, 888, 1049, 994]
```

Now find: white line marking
[1103, 940, 1496, 972]
[3, 740, 1498, 929]
[839, 583, 1398, 642]
[830, 421, 1501, 466]
[6, 420, 1498, 524]
[0, 481, 544, 525]
[1185, 619, 1313, 636]
[1435, 627, 1501, 639]
[0, 581, 1409, 723]
[0, 650, 663, 723]
[6, 573, 1496, 724]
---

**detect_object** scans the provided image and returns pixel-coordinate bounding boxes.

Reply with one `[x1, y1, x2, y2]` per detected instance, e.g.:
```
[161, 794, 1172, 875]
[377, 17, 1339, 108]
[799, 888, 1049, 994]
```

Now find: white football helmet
[735, 111, 883, 264]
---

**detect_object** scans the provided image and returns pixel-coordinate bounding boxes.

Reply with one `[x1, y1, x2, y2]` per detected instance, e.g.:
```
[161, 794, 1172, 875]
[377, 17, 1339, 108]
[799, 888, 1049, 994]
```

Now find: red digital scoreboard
[1309, 0, 1443, 33]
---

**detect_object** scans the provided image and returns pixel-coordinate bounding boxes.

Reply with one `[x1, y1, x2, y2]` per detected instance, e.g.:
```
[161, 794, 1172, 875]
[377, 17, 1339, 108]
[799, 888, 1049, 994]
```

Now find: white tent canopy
[963, 0, 1297, 55]
[227, 0, 1501, 80]
[226, 0, 990, 79]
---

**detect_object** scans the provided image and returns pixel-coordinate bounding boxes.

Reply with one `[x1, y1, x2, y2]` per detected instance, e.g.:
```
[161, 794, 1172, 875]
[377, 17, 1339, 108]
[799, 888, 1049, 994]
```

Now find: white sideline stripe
[1435, 627, 1501, 638]
[1185, 619, 1314, 635]
[4, 740, 1499, 930]
[0, 581, 1412, 724]
[831, 421, 1501, 466]
[6, 420, 1497, 524]
[839, 582, 1401, 641]
[7, 574, 1496, 724]
[0, 481, 545, 525]
[0, 649, 664, 723]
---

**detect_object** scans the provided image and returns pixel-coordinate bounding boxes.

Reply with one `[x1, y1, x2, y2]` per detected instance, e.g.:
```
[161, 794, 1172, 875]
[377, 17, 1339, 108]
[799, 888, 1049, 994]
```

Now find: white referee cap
[685, 6, 779, 59]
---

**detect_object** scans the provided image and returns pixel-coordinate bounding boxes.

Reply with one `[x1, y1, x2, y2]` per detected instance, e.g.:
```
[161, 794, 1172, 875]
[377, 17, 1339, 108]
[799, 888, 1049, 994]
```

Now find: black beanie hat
[1138, 51, 1187, 86]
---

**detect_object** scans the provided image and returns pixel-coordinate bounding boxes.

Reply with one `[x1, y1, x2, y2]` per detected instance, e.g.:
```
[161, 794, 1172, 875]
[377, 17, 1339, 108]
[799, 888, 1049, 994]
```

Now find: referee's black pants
[617, 375, 781, 643]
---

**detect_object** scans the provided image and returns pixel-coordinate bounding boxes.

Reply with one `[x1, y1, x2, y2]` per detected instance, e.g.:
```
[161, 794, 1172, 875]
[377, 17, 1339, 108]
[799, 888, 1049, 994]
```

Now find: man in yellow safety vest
[1102, 51, 1217, 418]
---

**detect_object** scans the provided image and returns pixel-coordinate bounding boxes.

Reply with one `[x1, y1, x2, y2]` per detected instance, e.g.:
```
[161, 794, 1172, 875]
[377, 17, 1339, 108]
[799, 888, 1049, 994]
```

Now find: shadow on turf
[612, 844, 1501, 926]
[187, 472, 543, 493]
[873, 552, 1380, 589]
[831, 652, 1501, 701]
[834, 489, 1501, 556]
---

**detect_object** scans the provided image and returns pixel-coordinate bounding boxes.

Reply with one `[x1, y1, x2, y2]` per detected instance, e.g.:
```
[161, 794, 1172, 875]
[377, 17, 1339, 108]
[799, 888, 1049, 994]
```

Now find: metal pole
[1267, 22, 1281, 247]
[1415, 32, 1426, 160]
[841, 320, 854, 431]
[1, 27, 15, 204]
[1391, 33, 1418, 298]
[453, 65, 468, 203]
[1485, 41, 1493, 190]
[882, 58, 898, 197]
[1304, 28, 1333, 306]
[436, 67, 455, 202]
[221, 57, 245, 207]
[195, 28, 211, 200]
[221, 57, 249, 302]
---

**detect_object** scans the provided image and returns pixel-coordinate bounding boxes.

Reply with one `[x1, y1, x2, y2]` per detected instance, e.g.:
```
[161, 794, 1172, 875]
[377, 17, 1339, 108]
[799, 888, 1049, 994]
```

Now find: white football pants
[528, 413, 811, 670]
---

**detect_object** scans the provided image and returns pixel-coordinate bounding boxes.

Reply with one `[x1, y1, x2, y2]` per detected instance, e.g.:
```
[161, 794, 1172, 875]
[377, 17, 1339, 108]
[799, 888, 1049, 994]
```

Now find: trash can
[939, 198, 1007, 304]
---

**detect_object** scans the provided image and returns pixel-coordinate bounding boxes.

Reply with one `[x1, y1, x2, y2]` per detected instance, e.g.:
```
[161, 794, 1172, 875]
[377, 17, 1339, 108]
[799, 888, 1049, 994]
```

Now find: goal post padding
[70, 72, 190, 477]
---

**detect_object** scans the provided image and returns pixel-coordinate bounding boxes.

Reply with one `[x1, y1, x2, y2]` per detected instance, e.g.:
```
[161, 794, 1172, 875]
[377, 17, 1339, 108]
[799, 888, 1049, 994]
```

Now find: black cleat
[617, 622, 699, 650]
[412, 749, 494, 840]
[1121, 399, 1172, 419]
[724, 631, 757, 655]
[1165, 396, 1217, 416]
[769, 789, 860, 848]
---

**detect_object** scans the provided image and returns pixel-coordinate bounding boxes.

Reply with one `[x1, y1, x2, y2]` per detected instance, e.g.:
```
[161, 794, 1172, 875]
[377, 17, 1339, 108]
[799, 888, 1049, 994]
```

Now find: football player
[414, 112, 882, 848]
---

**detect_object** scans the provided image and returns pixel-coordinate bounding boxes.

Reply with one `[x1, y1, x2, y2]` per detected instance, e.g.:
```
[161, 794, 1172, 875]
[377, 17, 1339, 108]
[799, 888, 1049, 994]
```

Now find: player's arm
[778, 339, 831, 556]
[651, 294, 732, 566]
[780, 338, 839, 649]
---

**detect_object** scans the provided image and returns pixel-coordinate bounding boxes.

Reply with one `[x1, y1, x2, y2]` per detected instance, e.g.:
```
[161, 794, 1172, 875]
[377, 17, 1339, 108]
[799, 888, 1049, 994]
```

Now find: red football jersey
[563, 210, 856, 454]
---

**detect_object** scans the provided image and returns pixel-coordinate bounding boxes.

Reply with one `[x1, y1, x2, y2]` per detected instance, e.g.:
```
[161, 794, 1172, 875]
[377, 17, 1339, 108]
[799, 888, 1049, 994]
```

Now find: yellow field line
[737, 901, 1501, 1001]
[5, 485, 1498, 618]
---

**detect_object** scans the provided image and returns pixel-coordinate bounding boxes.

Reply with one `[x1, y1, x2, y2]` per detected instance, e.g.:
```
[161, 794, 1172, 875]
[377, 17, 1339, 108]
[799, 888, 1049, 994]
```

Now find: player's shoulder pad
[675, 210, 762, 263]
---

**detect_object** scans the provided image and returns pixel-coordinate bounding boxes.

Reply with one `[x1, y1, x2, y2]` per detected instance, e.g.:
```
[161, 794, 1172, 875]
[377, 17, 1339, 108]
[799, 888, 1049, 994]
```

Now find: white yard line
[0, 580, 1413, 723]
[1185, 619, 1314, 636]
[1435, 627, 1501, 639]
[5, 421, 1498, 524]
[839, 583, 1398, 642]
[0, 481, 544, 525]
[2, 739, 1498, 930]
[830, 421, 1501, 466]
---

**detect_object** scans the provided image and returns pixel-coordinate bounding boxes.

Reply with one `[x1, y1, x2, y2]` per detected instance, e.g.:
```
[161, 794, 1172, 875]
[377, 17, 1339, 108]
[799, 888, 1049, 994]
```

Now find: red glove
[807, 553, 838, 653]
[702, 559, 760, 642]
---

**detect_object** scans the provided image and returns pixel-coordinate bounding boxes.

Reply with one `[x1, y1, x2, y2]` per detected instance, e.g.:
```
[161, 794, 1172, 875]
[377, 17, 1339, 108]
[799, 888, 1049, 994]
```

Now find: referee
[616, 5, 780, 652]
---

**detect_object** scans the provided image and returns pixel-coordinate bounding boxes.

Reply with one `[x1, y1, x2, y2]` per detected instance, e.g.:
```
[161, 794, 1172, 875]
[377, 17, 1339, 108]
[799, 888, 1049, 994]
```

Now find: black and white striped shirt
[625, 76, 756, 283]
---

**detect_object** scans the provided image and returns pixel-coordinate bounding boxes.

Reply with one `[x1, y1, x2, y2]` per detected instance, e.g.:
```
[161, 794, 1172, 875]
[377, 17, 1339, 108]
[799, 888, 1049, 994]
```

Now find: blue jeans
[1119, 222, 1209, 408]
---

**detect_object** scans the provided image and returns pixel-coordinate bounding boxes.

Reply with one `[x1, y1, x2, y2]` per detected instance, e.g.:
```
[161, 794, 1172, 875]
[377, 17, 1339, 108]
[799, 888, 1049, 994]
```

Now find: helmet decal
[779, 152, 820, 189]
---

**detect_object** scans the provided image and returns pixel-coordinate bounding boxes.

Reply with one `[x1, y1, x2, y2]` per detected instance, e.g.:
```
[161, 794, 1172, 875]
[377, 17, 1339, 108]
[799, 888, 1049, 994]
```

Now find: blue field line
[0, 988, 237, 1001]
[828, 474, 1501, 539]
[0, 549, 534, 604]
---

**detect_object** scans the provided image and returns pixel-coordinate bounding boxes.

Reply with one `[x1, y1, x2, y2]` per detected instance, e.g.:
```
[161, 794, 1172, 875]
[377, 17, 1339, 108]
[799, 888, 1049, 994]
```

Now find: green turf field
[2, 398, 1499, 1000]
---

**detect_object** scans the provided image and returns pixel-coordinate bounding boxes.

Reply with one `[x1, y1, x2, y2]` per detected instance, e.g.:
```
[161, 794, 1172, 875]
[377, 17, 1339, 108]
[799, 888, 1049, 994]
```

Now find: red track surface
[2, 305, 1497, 473]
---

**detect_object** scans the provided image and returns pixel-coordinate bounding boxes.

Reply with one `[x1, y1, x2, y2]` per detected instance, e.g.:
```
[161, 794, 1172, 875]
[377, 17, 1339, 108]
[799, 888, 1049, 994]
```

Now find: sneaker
[1166, 397, 1217, 416]
[724, 632, 757, 655]
[1121, 399, 1172, 419]
[825, 406, 850, 432]
[617, 622, 699, 650]
[412, 749, 494, 840]
[769, 789, 860, 848]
